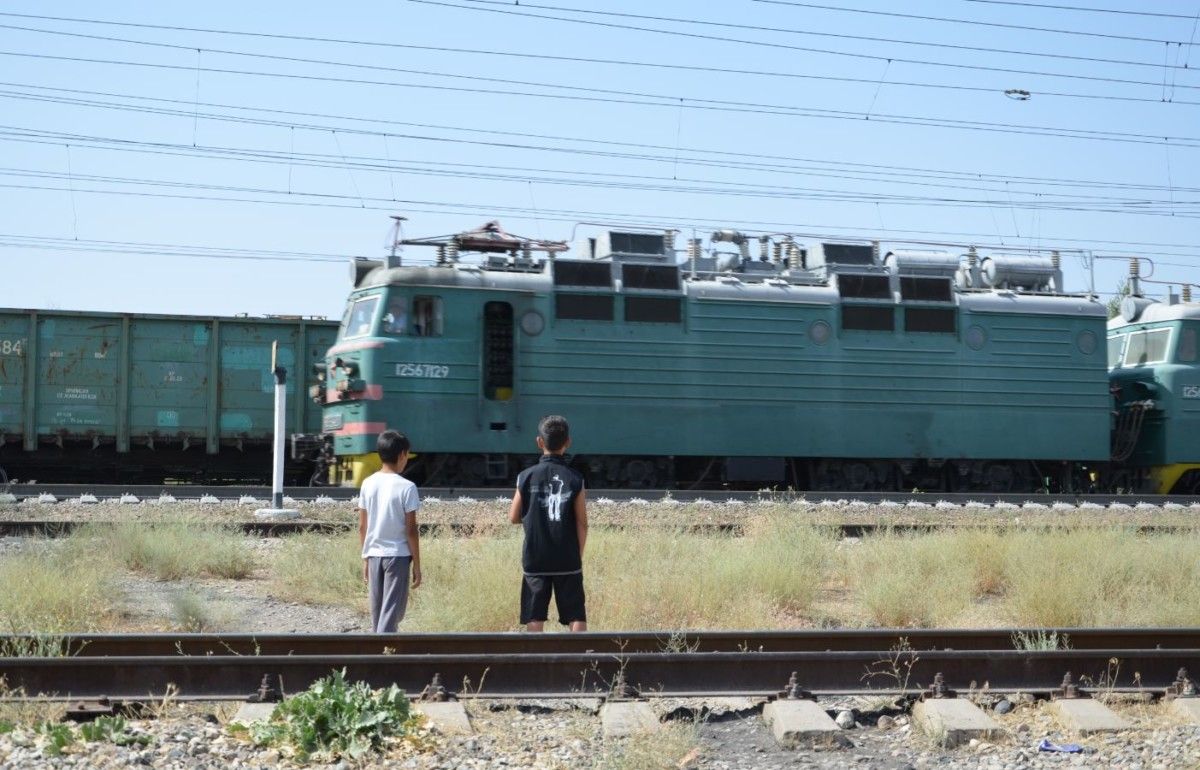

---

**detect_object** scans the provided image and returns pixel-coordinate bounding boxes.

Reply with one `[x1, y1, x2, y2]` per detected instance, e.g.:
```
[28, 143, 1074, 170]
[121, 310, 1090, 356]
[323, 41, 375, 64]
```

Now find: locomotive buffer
[255, 341, 300, 520]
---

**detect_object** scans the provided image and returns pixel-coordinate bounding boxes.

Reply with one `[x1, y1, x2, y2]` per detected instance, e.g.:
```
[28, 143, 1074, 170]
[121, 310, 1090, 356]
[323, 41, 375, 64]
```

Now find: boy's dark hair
[538, 415, 570, 452]
[376, 430, 411, 464]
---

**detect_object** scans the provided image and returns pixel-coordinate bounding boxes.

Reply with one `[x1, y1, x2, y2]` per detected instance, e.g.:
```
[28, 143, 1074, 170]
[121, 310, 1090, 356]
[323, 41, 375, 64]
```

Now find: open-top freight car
[0, 309, 336, 483]
[317, 221, 1116, 492]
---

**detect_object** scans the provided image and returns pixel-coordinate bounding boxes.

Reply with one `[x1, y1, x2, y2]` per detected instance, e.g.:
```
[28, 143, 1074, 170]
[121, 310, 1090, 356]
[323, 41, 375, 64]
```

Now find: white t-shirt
[359, 471, 420, 558]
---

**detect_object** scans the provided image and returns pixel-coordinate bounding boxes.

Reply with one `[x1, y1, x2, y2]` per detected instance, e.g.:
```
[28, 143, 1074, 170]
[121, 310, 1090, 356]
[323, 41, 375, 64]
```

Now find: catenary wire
[3, 120, 1197, 214]
[0, 8, 1190, 75]
[751, 0, 1184, 46]
[410, 0, 1200, 90]
[3, 80, 1195, 197]
[3, 20, 1198, 110]
[4, 50, 1200, 150]
[958, 0, 1197, 20]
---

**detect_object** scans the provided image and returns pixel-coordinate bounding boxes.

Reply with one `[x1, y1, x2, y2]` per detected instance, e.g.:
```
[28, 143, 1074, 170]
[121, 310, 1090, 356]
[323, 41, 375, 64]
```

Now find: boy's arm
[574, 488, 588, 558]
[405, 510, 421, 588]
[357, 507, 369, 583]
[508, 489, 523, 525]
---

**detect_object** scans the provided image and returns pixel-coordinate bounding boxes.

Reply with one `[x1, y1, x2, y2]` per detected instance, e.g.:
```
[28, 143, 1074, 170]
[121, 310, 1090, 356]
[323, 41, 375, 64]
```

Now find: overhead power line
[0, 233, 350, 262]
[409, 0, 1200, 92]
[752, 0, 1184, 46]
[6, 174, 1200, 260]
[3, 80, 1199, 199]
[2, 21, 1197, 110]
[959, 0, 1198, 20]
[0, 7, 1189, 75]
[5, 49, 1200, 149]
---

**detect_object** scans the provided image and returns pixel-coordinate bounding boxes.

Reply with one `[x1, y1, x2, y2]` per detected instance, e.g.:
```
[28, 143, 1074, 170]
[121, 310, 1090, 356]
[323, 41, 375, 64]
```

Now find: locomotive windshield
[342, 295, 380, 339]
[1121, 328, 1171, 368]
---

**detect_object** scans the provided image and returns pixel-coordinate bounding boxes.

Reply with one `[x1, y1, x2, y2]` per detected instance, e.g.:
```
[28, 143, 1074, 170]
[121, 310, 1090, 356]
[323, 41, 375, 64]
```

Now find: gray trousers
[367, 556, 411, 633]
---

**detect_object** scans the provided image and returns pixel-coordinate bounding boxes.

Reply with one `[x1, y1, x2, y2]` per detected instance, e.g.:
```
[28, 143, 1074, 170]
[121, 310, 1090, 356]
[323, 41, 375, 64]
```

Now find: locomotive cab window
[1179, 328, 1197, 363]
[1107, 334, 1126, 368]
[412, 296, 444, 337]
[1122, 328, 1171, 367]
[343, 295, 380, 339]
[382, 298, 407, 335]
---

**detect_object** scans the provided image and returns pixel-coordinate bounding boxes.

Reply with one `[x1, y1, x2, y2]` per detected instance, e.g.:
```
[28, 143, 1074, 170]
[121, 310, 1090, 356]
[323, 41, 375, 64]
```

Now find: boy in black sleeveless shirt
[508, 415, 589, 631]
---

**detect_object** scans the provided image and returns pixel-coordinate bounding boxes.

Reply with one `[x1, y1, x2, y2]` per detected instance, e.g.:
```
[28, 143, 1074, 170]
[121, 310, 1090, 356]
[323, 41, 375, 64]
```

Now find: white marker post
[255, 340, 300, 520]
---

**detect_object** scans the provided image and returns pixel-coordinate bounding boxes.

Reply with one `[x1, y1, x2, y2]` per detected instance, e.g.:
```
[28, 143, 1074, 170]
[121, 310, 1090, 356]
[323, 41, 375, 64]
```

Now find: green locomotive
[318, 221, 1116, 492]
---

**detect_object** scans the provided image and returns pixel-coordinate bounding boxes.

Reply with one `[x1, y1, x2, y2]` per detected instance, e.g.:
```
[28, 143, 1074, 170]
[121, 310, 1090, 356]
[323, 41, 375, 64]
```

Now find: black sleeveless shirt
[516, 455, 585, 574]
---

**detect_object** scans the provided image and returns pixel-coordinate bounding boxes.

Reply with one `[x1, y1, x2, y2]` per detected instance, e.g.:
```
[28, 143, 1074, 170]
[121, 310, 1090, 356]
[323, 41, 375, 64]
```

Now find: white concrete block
[762, 700, 841, 747]
[600, 701, 659, 738]
[254, 507, 301, 520]
[1168, 697, 1200, 724]
[416, 701, 473, 735]
[912, 699, 1000, 748]
[230, 702, 276, 725]
[1050, 699, 1131, 734]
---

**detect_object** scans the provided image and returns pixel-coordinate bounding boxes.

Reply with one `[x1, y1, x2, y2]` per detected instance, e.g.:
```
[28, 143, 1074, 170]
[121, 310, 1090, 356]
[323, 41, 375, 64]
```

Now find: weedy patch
[78, 716, 152, 747]
[1012, 630, 1071, 651]
[35, 721, 74, 757]
[237, 669, 419, 761]
[0, 633, 72, 658]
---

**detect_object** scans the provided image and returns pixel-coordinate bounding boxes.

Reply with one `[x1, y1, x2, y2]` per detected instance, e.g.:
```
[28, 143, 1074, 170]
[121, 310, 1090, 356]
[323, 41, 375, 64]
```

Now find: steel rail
[5, 483, 1198, 505]
[7, 629, 1200, 658]
[2, 649, 1197, 700]
[4, 520, 1199, 540]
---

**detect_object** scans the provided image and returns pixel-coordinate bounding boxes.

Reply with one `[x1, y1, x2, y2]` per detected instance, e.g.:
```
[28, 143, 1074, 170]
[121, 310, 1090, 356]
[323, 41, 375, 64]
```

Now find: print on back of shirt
[541, 474, 567, 522]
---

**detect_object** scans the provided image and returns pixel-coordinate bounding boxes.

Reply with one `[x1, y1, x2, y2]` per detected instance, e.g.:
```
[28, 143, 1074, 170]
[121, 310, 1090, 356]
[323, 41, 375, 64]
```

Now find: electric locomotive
[313, 220, 1123, 492]
[1107, 265, 1200, 494]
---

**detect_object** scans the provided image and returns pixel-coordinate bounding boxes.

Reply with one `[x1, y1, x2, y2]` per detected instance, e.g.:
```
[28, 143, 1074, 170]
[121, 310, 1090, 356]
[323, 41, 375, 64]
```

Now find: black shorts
[520, 572, 586, 625]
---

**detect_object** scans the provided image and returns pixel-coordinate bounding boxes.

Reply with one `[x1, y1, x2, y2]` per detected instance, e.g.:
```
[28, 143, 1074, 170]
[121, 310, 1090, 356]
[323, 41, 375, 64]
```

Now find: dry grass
[593, 721, 701, 770]
[270, 532, 364, 608]
[77, 522, 254, 580]
[10, 515, 1200, 635]
[0, 543, 116, 633]
[266, 522, 1200, 630]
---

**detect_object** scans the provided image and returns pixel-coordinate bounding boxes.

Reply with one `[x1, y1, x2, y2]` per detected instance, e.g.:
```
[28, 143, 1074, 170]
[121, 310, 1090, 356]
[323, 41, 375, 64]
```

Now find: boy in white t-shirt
[357, 430, 422, 632]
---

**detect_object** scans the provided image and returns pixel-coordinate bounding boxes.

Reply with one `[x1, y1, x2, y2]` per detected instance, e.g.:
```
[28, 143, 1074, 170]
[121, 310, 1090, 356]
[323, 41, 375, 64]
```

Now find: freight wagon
[0, 309, 336, 483]
[316, 221, 1115, 491]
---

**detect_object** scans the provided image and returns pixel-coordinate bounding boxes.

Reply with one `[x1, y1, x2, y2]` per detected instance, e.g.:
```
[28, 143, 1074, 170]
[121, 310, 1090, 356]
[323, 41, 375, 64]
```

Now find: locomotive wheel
[982, 462, 1016, 493]
[623, 459, 658, 489]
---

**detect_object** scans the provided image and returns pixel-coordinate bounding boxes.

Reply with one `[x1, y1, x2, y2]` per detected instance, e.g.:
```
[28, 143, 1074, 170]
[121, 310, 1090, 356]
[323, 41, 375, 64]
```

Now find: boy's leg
[520, 575, 552, 632]
[552, 573, 587, 632]
[367, 557, 383, 633]
[376, 556, 412, 633]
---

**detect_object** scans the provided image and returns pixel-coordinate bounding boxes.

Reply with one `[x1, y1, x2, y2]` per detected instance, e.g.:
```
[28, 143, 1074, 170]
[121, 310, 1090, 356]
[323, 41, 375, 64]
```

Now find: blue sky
[2, 0, 1197, 319]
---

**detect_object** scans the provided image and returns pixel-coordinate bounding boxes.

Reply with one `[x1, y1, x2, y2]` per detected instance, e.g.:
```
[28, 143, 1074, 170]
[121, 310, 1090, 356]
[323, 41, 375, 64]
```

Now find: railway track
[2, 630, 1197, 702]
[3, 483, 1198, 507]
[5, 519, 1200, 539]
[6, 628, 1200, 657]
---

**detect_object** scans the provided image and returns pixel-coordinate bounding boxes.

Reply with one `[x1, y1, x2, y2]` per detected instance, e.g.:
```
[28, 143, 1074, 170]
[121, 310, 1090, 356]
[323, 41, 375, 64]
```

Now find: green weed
[246, 669, 416, 761]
